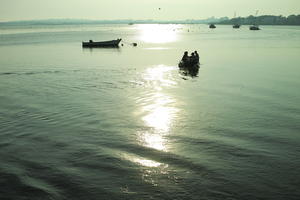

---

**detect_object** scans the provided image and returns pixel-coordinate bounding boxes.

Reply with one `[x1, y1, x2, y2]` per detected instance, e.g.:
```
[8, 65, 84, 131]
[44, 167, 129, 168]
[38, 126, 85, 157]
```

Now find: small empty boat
[209, 24, 216, 29]
[233, 24, 241, 29]
[232, 12, 241, 29]
[82, 39, 122, 48]
[250, 10, 260, 30]
[249, 25, 260, 30]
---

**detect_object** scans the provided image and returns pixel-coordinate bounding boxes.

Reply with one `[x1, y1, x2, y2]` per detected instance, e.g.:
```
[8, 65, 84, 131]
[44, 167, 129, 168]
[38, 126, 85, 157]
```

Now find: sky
[0, 0, 300, 22]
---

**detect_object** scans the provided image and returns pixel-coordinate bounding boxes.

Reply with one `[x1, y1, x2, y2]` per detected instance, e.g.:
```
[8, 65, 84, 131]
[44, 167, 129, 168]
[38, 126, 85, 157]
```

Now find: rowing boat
[82, 39, 122, 48]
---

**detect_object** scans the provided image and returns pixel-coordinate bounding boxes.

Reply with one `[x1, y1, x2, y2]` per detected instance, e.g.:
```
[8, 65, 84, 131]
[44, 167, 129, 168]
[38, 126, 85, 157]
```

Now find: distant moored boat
[82, 39, 122, 48]
[233, 24, 241, 29]
[232, 12, 241, 29]
[250, 10, 260, 31]
[249, 25, 260, 30]
[209, 24, 216, 29]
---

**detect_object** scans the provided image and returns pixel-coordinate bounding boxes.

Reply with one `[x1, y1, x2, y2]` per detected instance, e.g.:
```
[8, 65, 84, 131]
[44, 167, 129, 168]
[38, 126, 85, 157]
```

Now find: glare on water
[137, 24, 180, 43]
[136, 65, 179, 152]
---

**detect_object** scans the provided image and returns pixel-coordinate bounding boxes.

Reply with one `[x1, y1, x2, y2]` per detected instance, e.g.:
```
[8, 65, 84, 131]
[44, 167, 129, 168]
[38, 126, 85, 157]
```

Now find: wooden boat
[209, 24, 216, 29]
[82, 39, 122, 48]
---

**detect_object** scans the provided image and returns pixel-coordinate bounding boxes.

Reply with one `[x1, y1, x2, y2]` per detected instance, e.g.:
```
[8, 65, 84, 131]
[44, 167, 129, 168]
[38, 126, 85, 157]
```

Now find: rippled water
[0, 24, 300, 200]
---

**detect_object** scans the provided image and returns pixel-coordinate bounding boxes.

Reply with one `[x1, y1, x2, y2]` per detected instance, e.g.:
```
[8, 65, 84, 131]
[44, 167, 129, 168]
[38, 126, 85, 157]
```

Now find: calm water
[0, 24, 300, 200]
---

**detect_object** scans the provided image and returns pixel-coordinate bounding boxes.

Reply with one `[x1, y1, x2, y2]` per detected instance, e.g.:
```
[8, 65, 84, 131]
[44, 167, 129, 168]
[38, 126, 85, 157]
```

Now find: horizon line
[1, 14, 299, 23]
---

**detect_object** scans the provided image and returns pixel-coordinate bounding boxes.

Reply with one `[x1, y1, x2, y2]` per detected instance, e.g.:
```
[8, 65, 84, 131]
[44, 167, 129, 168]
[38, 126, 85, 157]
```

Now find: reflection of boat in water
[178, 61, 200, 77]
[128, 23, 134, 25]
[82, 39, 122, 48]
[209, 24, 216, 29]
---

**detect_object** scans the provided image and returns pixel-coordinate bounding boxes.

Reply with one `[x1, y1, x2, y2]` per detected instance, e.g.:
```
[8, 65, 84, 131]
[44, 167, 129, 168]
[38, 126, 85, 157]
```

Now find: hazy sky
[0, 0, 299, 21]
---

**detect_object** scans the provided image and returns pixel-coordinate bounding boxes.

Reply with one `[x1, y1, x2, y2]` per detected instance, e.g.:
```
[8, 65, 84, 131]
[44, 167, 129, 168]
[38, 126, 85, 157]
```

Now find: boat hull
[179, 61, 199, 70]
[249, 26, 260, 30]
[82, 39, 122, 48]
[179, 61, 200, 77]
[209, 24, 216, 29]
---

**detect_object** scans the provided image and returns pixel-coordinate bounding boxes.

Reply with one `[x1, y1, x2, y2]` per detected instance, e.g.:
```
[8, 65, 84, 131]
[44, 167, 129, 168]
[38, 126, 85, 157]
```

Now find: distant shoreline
[217, 15, 300, 26]
[0, 14, 299, 26]
[0, 18, 227, 25]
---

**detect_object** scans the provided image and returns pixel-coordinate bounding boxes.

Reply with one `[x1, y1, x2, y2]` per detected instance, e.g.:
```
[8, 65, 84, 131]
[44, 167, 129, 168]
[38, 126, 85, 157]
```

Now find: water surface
[0, 24, 300, 200]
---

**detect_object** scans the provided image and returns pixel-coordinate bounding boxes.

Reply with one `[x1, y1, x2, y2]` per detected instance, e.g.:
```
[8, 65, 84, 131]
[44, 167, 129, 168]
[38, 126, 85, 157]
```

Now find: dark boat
[249, 25, 260, 30]
[82, 39, 122, 48]
[232, 12, 241, 29]
[179, 61, 199, 69]
[179, 61, 199, 77]
[179, 51, 200, 77]
[209, 24, 216, 29]
[250, 10, 260, 31]
[233, 24, 241, 29]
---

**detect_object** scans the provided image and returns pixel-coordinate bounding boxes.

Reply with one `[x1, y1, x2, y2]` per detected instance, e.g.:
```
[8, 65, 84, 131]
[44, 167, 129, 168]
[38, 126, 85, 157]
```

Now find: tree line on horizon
[1, 15, 300, 26]
[0, 17, 228, 25]
[218, 15, 300, 25]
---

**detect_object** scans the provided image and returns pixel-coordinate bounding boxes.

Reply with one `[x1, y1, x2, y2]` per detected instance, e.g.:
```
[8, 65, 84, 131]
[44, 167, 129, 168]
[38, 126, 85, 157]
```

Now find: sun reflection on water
[136, 65, 179, 152]
[134, 158, 162, 168]
[128, 65, 179, 186]
[142, 93, 176, 133]
[138, 131, 166, 151]
[137, 24, 180, 43]
[143, 65, 177, 90]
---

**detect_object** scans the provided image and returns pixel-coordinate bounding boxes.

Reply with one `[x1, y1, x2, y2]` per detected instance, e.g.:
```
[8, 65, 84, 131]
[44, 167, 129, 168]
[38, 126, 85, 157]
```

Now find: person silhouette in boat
[181, 51, 189, 63]
[190, 52, 197, 65]
[194, 51, 199, 63]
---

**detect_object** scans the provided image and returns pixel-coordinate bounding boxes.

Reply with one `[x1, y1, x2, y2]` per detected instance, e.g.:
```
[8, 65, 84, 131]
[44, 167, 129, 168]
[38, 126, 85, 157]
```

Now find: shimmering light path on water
[0, 24, 300, 200]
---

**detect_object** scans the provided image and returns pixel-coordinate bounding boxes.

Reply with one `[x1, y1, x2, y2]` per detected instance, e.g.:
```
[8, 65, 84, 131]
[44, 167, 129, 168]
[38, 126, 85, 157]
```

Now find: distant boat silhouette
[232, 12, 241, 29]
[82, 39, 122, 48]
[249, 25, 260, 30]
[233, 24, 241, 29]
[209, 24, 216, 29]
[250, 10, 261, 31]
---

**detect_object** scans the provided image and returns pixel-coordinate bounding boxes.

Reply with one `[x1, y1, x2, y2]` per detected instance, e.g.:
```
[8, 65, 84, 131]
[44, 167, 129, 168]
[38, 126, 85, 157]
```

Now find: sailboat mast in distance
[233, 11, 241, 29]
[250, 10, 261, 30]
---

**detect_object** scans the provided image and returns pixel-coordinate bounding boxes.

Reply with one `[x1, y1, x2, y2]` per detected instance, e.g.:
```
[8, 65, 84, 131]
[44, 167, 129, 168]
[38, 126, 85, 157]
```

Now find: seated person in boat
[89, 40, 93, 43]
[180, 51, 200, 68]
[181, 51, 189, 62]
[190, 53, 198, 65]
[194, 51, 199, 63]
